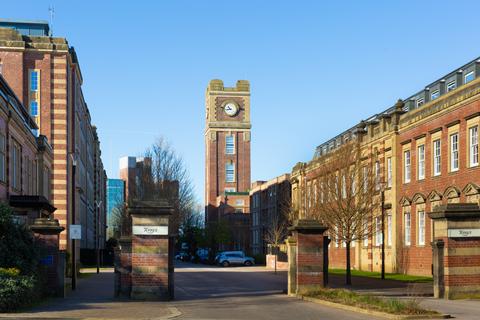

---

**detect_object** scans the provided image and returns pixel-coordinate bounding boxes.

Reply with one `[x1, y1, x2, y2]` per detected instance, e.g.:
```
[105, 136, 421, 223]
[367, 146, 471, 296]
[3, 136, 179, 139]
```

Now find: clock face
[224, 102, 238, 116]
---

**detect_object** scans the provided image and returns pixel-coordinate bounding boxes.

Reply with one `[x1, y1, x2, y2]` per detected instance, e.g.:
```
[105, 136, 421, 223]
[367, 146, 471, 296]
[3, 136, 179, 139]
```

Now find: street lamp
[70, 153, 77, 291]
[95, 200, 103, 274]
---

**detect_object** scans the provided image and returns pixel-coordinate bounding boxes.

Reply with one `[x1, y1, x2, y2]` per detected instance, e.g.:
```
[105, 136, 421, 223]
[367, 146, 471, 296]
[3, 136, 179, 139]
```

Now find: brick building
[291, 56, 480, 276]
[0, 20, 107, 258]
[204, 80, 251, 251]
[250, 174, 291, 256]
[0, 73, 54, 219]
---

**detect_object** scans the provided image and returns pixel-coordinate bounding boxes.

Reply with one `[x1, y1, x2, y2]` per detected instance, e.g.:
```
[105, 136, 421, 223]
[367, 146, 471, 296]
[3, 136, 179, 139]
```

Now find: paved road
[173, 262, 379, 320]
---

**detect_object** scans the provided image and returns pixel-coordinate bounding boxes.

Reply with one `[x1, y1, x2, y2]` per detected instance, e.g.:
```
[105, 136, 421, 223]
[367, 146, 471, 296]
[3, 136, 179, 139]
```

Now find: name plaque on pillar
[133, 225, 168, 236]
[448, 228, 480, 238]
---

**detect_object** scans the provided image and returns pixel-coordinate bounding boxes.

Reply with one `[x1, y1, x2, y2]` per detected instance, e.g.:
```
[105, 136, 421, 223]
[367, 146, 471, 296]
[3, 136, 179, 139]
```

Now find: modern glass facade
[107, 178, 125, 238]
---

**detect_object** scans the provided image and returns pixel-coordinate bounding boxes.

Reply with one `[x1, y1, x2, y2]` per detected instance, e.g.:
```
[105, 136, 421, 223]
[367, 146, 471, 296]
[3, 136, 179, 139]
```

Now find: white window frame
[404, 212, 411, 246]
[363, 218, 369, 247]
[386, 157, 392, 187]
[465, 71, 475, 84]
[446, 80, 456, 92]
[433, 139, 441, 176]
[431, 90, 440, 100]
[418, 145, 425, 180]
[225, 135, 235, 155]
[470, 126, 479, 167]
[375, 161, 381, 190]
[450, 133, 459, 172]
[416, 98, 424, 108]
[404, 150, 411, 183]
[418, 210, 425, 246]
[387, 214, 392, 246]
[375, 216, 383, 246]
[225, 162, 235, 183]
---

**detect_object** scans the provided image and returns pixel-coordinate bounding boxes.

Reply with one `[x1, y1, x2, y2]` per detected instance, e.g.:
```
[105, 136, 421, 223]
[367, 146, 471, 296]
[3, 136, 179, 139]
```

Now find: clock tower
[205, 79, 251, 224]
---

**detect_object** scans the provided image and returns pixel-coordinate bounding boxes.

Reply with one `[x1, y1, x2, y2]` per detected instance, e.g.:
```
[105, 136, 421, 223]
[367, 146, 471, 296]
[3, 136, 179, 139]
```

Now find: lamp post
[95, 200, 103, 274]
[70, 154, 77, 291]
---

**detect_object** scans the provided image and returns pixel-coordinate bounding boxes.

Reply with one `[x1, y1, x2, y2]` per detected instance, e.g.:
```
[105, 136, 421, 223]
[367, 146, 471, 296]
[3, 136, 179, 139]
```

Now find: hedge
[0, 274, 37, 312]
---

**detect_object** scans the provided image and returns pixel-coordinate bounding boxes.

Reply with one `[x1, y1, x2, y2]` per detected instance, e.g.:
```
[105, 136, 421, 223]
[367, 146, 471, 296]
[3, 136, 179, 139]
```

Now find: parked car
[216, 251, 255, 267]
[196, 248, 210, 263]
[175, 252, 190, 261]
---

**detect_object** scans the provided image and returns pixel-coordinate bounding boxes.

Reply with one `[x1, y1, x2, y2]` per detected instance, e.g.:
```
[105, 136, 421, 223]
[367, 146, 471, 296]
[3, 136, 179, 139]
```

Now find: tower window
[30, 70, 39, 91]
[226, 162, 235, 182]
[30, 101, 38, 117]
[226, 135, 235, 154]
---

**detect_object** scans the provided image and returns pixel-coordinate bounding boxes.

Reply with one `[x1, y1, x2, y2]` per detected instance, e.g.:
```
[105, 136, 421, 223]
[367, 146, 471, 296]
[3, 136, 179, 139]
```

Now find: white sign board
[133, 225, 168, 236]
[448, 229, 480, 238]
[69, 224, 82, 239]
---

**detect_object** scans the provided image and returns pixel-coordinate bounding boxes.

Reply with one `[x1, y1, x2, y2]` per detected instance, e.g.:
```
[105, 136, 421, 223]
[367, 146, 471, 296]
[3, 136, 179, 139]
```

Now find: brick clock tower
[205, 80, 251, 226]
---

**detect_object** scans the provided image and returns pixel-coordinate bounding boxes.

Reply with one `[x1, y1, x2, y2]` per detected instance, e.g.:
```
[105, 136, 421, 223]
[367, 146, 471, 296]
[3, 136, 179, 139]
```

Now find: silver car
[217, 252, 255, 267]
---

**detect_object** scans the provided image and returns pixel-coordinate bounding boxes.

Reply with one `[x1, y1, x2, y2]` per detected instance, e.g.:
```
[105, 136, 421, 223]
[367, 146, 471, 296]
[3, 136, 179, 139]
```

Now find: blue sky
[3, 1, 480, 203]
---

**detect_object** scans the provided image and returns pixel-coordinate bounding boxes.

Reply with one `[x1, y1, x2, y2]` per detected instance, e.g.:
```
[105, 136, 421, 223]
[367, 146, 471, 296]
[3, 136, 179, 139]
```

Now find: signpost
[132, 225, 168, 236]
[69, 225, 82, 239]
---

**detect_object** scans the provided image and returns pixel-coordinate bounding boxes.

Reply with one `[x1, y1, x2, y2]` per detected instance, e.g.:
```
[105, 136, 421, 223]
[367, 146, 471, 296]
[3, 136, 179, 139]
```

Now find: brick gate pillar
[288, 219, 328, 296]
[30, 217, 65, 297]
[429, 203, 480, 299]
[129, 200, 173, 300]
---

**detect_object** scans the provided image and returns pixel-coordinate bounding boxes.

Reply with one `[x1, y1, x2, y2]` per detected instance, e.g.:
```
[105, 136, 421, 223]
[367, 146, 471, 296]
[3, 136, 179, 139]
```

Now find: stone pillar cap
[127, 200, 174, 216]
[289, 219, 328, 233]
[30, 218, 65, 234]
[429, 203, 480, 220]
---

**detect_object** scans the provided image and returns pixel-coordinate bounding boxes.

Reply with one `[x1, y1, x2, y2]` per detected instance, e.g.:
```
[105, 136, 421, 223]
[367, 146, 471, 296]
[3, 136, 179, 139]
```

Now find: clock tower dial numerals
[224, 102, 238, 117]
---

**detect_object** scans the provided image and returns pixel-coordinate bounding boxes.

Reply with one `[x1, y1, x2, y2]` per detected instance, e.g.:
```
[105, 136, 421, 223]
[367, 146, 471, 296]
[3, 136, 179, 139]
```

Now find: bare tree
[265, 213, 288, 274]
[308, 141, 380, 285]
[138, 137, 197, 234]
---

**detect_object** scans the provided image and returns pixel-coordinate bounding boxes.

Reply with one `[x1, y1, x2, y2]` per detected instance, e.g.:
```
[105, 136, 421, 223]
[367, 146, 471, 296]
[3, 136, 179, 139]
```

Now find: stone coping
[429, 203, 480, 220]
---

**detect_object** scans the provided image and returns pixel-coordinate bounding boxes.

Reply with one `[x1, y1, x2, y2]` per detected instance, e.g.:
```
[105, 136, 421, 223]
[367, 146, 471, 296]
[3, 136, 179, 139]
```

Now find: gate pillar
[288, 219, 328, 296]
[429, 203, 480, 299]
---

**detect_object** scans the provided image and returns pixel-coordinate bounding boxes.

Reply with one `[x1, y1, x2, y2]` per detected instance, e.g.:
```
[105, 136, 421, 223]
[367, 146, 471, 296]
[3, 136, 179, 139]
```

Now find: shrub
[0, 267, 20, 277]
[0, 203, 38, 275]
[0, 274, 37, 312]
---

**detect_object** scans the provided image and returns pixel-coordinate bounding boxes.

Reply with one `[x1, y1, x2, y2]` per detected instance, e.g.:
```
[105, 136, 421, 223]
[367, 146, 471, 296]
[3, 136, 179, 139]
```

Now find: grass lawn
[307, 288, 438, 316]
[329, 268, 433, 283]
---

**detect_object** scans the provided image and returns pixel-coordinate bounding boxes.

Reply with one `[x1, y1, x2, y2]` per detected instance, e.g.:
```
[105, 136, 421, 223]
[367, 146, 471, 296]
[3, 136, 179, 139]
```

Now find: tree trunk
[274, 246, 277, 274]
[346, 241, 352, 285]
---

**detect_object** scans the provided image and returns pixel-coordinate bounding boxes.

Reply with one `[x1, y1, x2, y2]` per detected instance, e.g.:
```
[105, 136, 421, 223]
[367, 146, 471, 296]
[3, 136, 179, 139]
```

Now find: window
[341, 175, 346, 198]
[225, 187, 236, 193]
[418, 211, 425, 246]
[404, 212, 411, 246]
[11, 141, 21, 190]
[416, 98, 424, 108]
[465, 71, 475, 84]
[225, 135, 235, 154]
[470, 126, 479, 167]
[0, 133, 5, 182]
[418, 145, 425, 180]
[363, 218, 369, 247]
[375, 161, 381, 190]
[225, 163, 235, 182]
[433, 139, 441, 176]
[431, 90, 440, 100]
[387, 214, 392, 246]
[446, 80, 456, 92]
[235, 199, 244, 206]
[30, 101, 38, 117]
[362, 166, 368, 193]
[386, 157, 392, 187]
[30, 70, 39, 91]
[375, 216, 383, 246]
[450, 133, 459, 171]
[404, 150, 411, 183]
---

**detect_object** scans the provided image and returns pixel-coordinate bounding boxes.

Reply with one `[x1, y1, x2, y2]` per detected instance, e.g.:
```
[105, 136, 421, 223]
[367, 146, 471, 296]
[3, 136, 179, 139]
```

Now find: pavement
[0, 262, 479, 319]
